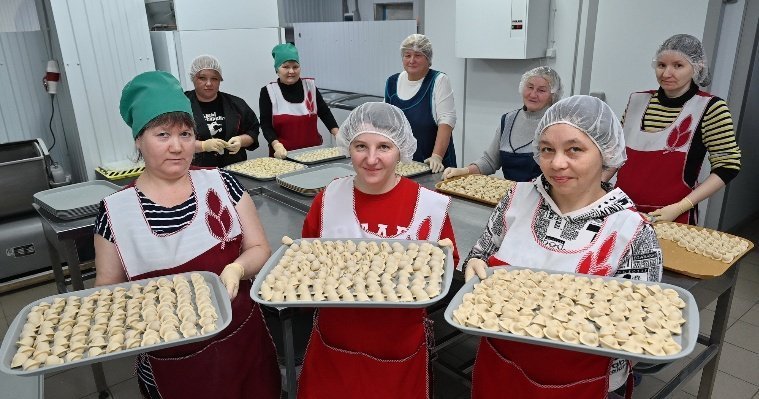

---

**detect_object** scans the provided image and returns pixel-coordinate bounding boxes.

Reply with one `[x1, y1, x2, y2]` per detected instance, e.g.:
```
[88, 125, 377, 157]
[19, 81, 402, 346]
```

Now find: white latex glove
[202, 138, 227, 154]
[438, 238, 454, 248]
[442, 167, 469, 180]
[272, 140, 288, 159]
[424, 154, 445, 173]
[226, 136, 242, 155]
[220, 262, 245, 300]
[648, 198, 693, 223]
[464, 258, 488, 282]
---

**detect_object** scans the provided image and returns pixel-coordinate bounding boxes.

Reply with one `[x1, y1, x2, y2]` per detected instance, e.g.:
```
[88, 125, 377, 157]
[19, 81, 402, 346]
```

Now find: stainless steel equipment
[0, 139, 56, 280]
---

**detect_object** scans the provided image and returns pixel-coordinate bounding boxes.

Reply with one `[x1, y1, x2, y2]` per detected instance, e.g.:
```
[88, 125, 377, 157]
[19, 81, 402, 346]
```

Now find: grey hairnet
[519, 66, 563, 104]
[533, 95, 626, 169]
[189, 55, 223, 81]
[654, 34, 710, 86]
[400, 34, 433, 65]
[337, 102, 417, 162]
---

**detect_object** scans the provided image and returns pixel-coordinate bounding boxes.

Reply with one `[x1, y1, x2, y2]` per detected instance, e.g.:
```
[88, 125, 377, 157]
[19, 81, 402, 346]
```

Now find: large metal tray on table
[444, 266, 699, 364]
[0, 271, 232, 376]
[395, 161, 432, 178]
[251, 238, 454, 308]
[276, 163, 355, 196]
[435, 175, 515, 207]
[286, 145, 346, 165]
[33, 181, 120, 220]
[224, 158, 306, 181]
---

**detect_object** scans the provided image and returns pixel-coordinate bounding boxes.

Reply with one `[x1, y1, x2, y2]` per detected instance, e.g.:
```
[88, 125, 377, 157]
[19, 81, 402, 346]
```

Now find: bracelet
[682, 197, 695, 210]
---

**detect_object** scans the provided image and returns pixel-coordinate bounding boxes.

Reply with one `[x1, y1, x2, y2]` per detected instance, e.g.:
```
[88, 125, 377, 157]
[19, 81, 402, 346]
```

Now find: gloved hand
[442, 167, 469, 180]
[438, 238, 454, 248]
[220, 262, 245, 300]
[464, 258, 488, 282]
[648, 198, 694, 223]
[226, 136, 242, 155]
[424, 154, 445, 173]
[272, 140, 288, 159]
[202, 138, 227, 154]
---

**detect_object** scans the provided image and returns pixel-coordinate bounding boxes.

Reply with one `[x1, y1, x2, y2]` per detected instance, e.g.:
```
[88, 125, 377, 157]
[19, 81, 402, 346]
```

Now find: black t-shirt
[197, 96, 226, 139]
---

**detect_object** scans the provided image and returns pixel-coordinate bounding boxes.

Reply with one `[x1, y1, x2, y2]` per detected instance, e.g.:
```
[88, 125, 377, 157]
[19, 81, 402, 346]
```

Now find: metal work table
[32, 161, 746, 399]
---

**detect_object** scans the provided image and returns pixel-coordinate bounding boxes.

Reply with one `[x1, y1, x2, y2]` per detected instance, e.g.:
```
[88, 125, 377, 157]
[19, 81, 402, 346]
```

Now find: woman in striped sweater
[614, 34, 741, 224]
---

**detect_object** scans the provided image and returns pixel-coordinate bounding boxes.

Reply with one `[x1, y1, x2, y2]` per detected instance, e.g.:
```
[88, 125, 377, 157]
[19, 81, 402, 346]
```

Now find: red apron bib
[267, 79, 322, 155]
[617, 91, 711, 224]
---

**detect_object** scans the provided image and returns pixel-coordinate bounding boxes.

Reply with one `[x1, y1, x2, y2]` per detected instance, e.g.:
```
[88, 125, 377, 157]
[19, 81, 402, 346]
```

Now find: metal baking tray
[250, 238, 454, 308]
[33, 181, 121, 220]
[444, 266, 698, 364]
[395, 161, 431, 178]
[435, 175, 515, 207]
[276, 163, 355, 196]
[286, 145, 346, 165]
[224, 158, 306, 181]
[0, 271, 232, 376]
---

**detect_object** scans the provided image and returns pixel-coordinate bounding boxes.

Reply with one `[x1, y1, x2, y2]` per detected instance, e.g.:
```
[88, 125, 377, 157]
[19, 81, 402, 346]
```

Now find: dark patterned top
[94, 170, 245, 243]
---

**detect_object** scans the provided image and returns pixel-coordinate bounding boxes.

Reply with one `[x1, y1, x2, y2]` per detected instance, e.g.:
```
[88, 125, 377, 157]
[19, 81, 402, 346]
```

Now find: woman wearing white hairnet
[298, 102, 459, 398]
[385, 34, 457, 173]
[614, 34, 741, 224]
[443, 66, 563, 182]
[464, 96, 662, 399]
[185, 55, 261, 167]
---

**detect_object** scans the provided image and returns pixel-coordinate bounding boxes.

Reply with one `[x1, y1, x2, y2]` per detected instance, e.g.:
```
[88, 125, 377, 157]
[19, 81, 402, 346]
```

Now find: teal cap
[120, 71, 192, 138]
[272, 43, 299, 72]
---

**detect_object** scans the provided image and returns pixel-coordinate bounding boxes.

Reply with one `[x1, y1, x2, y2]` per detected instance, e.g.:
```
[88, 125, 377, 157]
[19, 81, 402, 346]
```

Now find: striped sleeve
[220, 169, 245, 204]
[700, 98, 741, 182]
[94, 200, 114, 243]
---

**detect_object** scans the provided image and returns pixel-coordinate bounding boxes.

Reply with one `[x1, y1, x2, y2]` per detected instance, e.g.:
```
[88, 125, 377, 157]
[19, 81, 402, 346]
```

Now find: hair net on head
[519, 66, 563, 104]
[654, 34, 710, 86]
[189, 55, 223, 81]
[533, 95, 626, 168]
[337, 102, 417, 162]
[400, 34, 433, 65]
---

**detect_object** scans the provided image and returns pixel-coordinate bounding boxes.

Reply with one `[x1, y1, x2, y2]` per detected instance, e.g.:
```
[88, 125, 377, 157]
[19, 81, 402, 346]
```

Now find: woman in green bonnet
[259, 43, 340, 159]
[94, 71, 280, 398]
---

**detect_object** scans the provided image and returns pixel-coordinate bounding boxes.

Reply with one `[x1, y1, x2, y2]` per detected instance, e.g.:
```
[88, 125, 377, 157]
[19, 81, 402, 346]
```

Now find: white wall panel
[294, 20, 416, 96]
[174, 0, 279, 30]
[0, 0, 40, 32]
[354, 0, 419, 21]
[279, 0, 342, 25]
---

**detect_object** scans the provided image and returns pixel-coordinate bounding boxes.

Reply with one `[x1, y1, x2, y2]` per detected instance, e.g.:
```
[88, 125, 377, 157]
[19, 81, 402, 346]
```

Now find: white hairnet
[189, 55, 223, 81]
[337, 102, 417, 162]
[400, 34, 433, 65]
[519, 66, 563, 104]
[653, 34, 710, 86]
[534, 95, 626, 169]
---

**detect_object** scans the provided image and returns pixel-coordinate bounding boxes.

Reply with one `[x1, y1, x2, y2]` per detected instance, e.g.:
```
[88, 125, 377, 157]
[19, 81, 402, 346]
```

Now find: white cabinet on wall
[455, 0, 550, 59]
[171, 0, 279, 30]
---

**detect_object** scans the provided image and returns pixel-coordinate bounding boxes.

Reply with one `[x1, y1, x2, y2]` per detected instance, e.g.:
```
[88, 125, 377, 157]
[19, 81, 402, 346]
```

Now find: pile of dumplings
[438, 175, 514, 205]
[288, 147, 343, 163]
[225, 158, 305, 179]
[10, 273, 217, 371]
[451, 269, 687, 357]
[654, 223, 749, 263]
[259, 238, 447, 303]
[395, 161, 431, 177]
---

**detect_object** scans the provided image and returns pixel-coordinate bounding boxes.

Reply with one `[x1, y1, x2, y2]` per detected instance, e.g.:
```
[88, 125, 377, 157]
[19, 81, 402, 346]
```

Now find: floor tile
[734, 278, 759, 302]
[738, 261, 759, 283]
[632, 375, 666, 398]
[742, 303, 759, 326]
[706, 294, 755, 319]
[0, 311, 8, 342]
[682, 370, 758, 398]
[0, 282, 57, 321]
[669, 390, 696, 398]
[80, 377, 141, 399]
[725, 321, 759, 353]
[44, 365, 97, 399]
[101, 355, 137, 386]
[699, 309, 740, 336]
[717, 342, 759, 384]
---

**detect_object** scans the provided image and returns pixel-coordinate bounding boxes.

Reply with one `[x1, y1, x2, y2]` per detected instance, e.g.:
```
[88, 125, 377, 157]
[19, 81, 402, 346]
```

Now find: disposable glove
[272, 140, 288, 159]
[438, 238, 454, 248]
[226, 136, 242, 154]
[464, 258, 488, 282]
[202, 138, 227, 154]
[648, 198, 694, 223]
[424, 154, 444, 173]
[220, 262, 245, 300]
[442, 167, 469, 180]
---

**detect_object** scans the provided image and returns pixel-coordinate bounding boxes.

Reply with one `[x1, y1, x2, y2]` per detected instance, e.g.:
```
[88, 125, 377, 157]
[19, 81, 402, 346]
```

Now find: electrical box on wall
[455, 0, 550, 59]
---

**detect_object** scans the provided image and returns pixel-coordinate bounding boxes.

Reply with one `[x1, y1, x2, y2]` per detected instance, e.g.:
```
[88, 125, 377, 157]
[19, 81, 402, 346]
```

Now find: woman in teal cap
[94, 71, 281, 399]
[259, 42, 340, 158]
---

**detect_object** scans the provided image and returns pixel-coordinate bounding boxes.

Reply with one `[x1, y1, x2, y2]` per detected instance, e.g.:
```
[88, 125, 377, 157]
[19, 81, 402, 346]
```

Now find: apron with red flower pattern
[266, 78, 322, 155]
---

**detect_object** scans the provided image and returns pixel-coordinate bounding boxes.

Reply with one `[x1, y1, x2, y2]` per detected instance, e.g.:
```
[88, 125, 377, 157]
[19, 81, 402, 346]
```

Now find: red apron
[297, 308, 431, 399]
[267, 79, 323, 155]
[617, 91, 712, 224]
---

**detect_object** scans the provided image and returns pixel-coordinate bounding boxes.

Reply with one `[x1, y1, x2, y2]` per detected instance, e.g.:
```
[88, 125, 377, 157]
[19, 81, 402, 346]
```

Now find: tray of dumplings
[445, 267, 698, 363]
[395, 161, 432, 178]
[286, 146, 346, 165]
[276, 164, 356, 196]
[435, 175, 515, 206]
[653, 222, 753, 279]
[224, 157, 307, 181]
[0, 272, 232, 376]
[251, 238, 454, 308]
